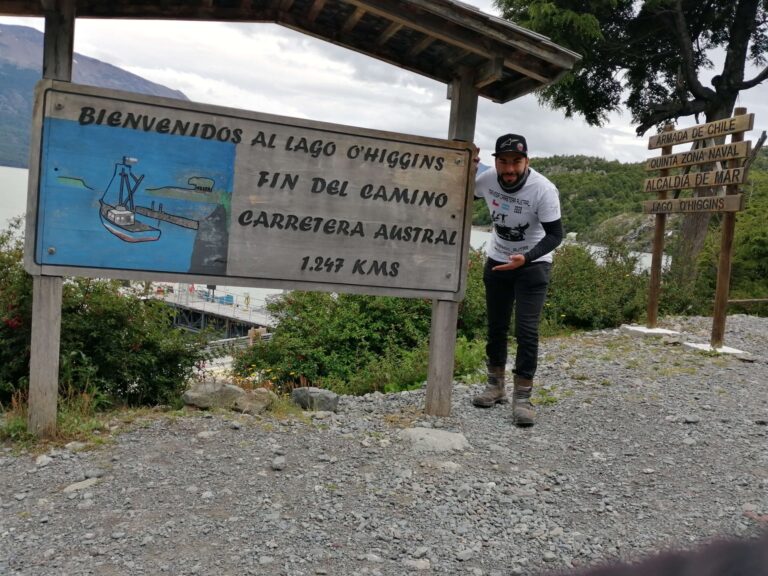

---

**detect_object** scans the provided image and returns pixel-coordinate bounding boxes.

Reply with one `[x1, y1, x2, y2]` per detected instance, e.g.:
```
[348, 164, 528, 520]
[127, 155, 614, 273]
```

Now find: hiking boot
[472, 364, 508, 407]
[512, 375, 535, 427]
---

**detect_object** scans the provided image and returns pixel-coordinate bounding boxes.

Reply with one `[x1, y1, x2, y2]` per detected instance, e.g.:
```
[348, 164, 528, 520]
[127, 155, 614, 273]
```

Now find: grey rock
[233, 388, 277, 415]
[182, 382, 246, 409]
[292, 387, 340, 412]
[399, 428, 471, 452]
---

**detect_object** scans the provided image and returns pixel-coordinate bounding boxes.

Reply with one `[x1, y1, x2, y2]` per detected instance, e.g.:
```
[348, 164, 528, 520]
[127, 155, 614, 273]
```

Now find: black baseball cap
[492, 133, 528, 157]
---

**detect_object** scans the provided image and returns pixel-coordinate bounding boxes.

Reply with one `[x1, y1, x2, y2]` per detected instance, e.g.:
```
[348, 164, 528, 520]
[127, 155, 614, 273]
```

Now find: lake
[0, 165, 29, 225]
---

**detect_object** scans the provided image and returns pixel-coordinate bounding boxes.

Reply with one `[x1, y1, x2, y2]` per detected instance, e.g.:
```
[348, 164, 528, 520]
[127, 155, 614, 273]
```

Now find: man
[472, 133, 563, 426]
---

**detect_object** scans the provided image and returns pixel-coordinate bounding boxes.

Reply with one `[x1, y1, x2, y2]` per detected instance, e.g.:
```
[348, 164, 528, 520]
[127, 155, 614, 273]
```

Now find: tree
[495, 0, 768, 285]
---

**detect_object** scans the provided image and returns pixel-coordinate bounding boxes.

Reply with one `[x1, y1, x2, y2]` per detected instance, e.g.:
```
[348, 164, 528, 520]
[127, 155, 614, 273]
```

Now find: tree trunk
[667, 101, 736, 298]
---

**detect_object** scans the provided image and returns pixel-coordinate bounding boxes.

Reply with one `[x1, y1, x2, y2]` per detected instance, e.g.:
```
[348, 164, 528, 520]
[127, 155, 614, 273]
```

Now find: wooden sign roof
[0, 0, 581, 103]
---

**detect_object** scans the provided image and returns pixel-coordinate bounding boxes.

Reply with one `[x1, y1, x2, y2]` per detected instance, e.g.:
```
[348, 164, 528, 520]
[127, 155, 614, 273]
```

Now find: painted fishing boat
[99, 156, 161, 243]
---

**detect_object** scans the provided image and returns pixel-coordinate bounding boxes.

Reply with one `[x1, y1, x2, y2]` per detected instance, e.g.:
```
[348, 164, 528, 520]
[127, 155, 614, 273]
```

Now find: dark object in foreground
[540, 532, 768, 576]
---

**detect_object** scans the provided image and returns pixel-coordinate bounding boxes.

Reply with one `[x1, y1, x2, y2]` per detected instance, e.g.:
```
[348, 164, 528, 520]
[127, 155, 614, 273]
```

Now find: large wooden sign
[643, 116, 754, 214]
[642, 194, 744, 215]
[643, 107, 754, 348]
[645, 141, 751, 171]
[24, 81, 475, 300]
[643, 166, 747, 194]
[648, 114, 754, 149]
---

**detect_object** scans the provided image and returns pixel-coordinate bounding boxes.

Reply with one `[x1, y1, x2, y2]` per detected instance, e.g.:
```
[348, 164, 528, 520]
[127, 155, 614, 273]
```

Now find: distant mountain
[0, 24, 188, 168]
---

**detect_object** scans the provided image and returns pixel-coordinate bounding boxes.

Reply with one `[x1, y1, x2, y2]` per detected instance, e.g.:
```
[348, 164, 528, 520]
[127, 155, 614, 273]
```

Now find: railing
[150, 283, 275, 326]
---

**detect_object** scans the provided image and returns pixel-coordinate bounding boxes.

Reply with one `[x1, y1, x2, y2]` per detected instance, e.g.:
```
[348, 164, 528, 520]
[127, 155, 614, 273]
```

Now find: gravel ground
[2, 315, 767, 576]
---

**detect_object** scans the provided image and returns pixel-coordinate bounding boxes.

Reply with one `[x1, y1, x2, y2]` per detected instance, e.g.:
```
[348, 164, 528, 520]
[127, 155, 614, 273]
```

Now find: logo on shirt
[494, 222, 529, 242]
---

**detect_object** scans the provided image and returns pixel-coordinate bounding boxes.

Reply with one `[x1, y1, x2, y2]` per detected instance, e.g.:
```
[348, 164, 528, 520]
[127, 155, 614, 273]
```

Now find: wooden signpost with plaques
[643, 109, 754, 348]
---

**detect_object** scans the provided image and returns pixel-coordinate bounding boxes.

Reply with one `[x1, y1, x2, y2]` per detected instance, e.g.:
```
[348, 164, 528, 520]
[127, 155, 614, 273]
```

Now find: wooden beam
[345, 0, 560, 82]
[28, 275, 63, 437]
[426, 69, 477, 417]
[443, 48, 473, 76]
[646, 124, 674, 328]
[711, 108, 749, 348]
[341, 6, 365, 34]
[29, 0, 74, 438]
[375, 21, 402, 46]
[278, 0, 294, 11]
[474, 56, 502, 89]
[42, 0, 74, 81]
[494, 75, 542, 102]
[307, 0, 326, 23]
[408, 35, 434, 57]
[502, 57, 550, 84]
[353, 0, 578, 67]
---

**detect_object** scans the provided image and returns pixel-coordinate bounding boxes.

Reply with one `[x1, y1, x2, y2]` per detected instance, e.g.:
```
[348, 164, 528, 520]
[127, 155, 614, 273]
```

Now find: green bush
[546, 243, 647, 329]
[232, 292, 433, 395]
[0, 217, 206, 407]
[0, 217, 33, 399]
[60, 278, 205, 406]
[232, 255, 489, 397]
[457, 248, 487, 341]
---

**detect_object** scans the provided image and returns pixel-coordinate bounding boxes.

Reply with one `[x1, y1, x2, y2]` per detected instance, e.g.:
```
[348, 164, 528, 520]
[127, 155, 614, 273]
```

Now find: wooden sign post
[643, 109, 754, 348]
[26, 0, 75, 437]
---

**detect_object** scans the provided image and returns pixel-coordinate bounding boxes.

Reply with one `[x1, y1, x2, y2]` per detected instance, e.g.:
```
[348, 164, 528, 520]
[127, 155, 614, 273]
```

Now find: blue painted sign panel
[37, 117, 235, 274]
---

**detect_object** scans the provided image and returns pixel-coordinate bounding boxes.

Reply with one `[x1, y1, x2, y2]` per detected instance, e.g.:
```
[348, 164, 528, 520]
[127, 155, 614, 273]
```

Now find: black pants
[483, 258, 551, 380]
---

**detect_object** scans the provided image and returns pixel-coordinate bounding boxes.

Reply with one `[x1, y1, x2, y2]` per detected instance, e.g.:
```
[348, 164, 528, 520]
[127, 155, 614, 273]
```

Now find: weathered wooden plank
[642, 194, 744, 214]
[28, 275, 63, 437]
[408, 35, 434, 57]
[426, 69, 477, 417]
[28, 0, 74, 438]
[343, 0, 561, 82]
[711, 108, 749, 348]
[341, 6, 365, 34]
[375, 21, 402, 46]
[645, 141, 751, 171]
[42, 0, 74, 81]
[648, 114, 754, 149]
[643, 167, 748, 193]
[307, 0, 326, 23]
[425, 299, 459, 416]
[474, 56, 503, 89]
[646, 124, 673, 329]
[494, 76, 543, 103]
[358, 0, 580, 67]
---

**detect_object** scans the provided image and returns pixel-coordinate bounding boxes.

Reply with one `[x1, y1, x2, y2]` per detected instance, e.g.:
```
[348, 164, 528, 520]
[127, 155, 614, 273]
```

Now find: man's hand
[491, 253, 526, 271]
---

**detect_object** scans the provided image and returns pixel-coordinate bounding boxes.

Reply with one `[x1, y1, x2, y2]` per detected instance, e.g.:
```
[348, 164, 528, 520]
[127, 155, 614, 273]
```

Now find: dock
[153, 284, 273, 338]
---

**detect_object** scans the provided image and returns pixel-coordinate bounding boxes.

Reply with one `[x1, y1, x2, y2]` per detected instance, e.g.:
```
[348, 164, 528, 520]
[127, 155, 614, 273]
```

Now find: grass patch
[533, 387, 559, 406]
[267, 393, 309, 422]
[382, 406, 423, 428]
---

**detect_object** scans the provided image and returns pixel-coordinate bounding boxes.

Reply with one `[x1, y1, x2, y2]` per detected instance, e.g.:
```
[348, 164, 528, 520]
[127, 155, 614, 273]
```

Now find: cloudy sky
[1, 1, 766, 166]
